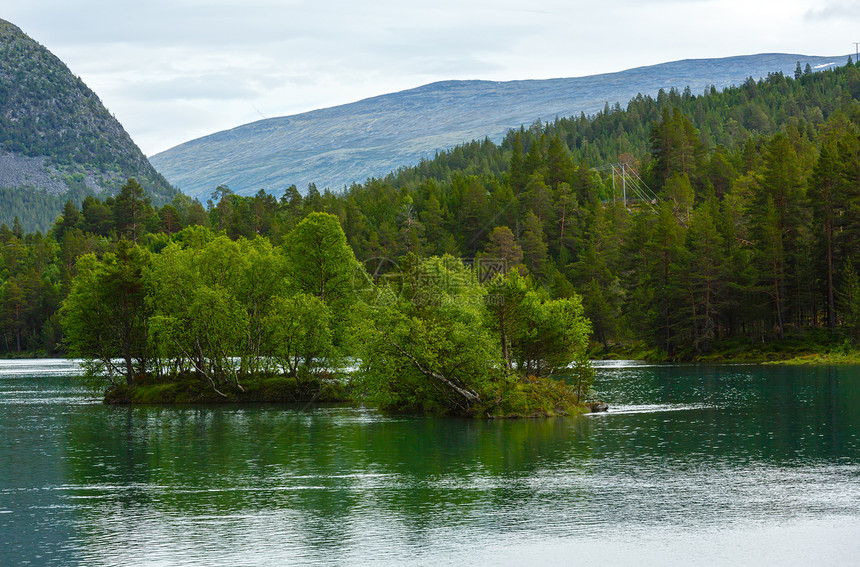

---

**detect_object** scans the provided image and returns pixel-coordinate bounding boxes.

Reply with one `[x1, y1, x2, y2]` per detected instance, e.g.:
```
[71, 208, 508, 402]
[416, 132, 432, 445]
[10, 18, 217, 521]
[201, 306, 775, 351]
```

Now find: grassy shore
[592, 330, 860, 365]
[104, 373, 352, 404]
[475, 376, 592, 418]
[763, 352, 860, 365]
[102, 371, 599, 418]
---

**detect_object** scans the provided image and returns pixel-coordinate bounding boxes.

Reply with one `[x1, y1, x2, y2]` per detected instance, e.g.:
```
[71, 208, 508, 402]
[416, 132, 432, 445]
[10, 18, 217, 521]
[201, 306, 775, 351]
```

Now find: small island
[62, 212, 597, 417]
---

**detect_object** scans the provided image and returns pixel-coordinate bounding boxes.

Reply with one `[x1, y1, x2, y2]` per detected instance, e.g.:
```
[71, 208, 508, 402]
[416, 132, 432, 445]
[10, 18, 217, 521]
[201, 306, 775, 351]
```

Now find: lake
[2, 359, 859, 566]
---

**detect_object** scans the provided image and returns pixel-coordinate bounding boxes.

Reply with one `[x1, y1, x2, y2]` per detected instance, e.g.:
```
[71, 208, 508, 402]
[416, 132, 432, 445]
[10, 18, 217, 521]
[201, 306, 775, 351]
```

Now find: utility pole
[621, 163, 627, 206]
[855, 42, 859, 63]
[611, 164, 617, 204]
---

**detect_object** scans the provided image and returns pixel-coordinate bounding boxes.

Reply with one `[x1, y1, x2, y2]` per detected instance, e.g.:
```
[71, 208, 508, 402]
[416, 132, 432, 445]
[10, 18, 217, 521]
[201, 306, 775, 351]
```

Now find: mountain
[150, 53, 846, 199]
[0, 18, 176, 231]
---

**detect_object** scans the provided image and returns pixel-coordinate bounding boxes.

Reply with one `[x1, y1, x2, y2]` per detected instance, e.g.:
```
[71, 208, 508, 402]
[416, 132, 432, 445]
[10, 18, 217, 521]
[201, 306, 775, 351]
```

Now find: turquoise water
[1, 360, 859, 566]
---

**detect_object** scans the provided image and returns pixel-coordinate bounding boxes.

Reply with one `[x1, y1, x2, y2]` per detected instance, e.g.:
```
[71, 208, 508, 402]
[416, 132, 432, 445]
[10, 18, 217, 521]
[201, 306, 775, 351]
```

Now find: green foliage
[60, 242, 151, 384]
[145, 231, 285, 392]
[571, 349, 595, 403]
[839, 259, 860, 338]
[487, 270, 590, 377]
[359, 258, 590, 415]
[360, 256, 503, 414]
[61, 220, 361, 403]
[0, 185, 92, 233]
[113, 178, 154, 243]
[283, 212, 360, 309]
[263, 293, 336, 385]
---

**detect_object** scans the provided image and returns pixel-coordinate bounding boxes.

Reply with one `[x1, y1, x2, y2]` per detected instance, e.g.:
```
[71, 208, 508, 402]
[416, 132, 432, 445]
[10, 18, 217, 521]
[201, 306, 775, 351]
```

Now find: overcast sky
[4, 0, 857, 156]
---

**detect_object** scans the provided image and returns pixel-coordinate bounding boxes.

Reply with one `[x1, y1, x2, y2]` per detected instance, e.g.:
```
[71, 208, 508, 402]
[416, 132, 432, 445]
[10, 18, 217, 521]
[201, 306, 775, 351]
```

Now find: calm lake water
[2, 360, 859, 566]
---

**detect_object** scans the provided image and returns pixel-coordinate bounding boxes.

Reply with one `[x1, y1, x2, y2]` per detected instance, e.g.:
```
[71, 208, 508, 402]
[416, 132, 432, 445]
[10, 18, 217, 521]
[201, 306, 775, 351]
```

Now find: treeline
[5, 60, 860, 361]
[0, 185, 96, 233]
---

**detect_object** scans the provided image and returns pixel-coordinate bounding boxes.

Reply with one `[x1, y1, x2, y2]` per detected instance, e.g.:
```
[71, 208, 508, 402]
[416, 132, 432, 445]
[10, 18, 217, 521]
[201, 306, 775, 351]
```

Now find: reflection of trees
[63, 405, 596, 553]
[1, 375, 80, 565]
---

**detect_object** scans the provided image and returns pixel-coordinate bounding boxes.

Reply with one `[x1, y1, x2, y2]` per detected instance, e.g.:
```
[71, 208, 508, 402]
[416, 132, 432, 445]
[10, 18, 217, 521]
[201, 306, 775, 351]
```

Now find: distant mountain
[150, 53, 846, 199]
[0, 18, 176, 231]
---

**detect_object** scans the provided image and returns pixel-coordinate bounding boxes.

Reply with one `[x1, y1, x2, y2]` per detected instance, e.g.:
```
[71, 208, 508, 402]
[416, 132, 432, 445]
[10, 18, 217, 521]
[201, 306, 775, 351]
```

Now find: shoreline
[5, 346, 860, 367]
[593, 334, 860, 365]
[100, 374, 605, 418]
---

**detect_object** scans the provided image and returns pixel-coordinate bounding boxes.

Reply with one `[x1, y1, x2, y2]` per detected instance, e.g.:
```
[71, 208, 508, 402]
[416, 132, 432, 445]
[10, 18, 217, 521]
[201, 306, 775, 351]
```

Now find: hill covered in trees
[5, 58, 860, 365]
[0, 19, 176, 232]
[150, 53, 843, 199]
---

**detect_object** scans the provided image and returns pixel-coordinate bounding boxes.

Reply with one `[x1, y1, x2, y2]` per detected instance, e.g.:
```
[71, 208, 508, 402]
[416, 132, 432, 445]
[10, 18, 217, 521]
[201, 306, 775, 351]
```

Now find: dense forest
[4, 59, 860, 368]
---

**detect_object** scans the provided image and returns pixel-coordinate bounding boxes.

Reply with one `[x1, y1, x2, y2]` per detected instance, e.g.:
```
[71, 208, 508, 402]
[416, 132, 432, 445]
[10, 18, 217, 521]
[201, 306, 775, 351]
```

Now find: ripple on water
[3, 361, 860, 566]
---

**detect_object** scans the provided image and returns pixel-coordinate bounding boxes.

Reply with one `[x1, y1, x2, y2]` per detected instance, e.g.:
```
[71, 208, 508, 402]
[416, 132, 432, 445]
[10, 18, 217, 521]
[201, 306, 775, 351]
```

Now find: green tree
[750, 134, 807, 337]
[61, 241, 151, 385]
[486, 269, 530, 369]
[644, 201, 687, 352]
[756, 197, 788, 339]
[664, 172, 695, 222]
[487, 270, 590, 378]
[839, 259, 860, 337]
[682, 201, 725, 352]
[263, 293, 335, 391]
[361, 257, 500, 413]
[146, 231, 284, 393]
[283, 212, 360, 315]
[810, 141, 841, 330]
[481, 226, 523, 274]
[650, 108, 705, 189]
[571, 349, 595, 403]
[521, 212, 549, 279]
[113, 178, 153, 243]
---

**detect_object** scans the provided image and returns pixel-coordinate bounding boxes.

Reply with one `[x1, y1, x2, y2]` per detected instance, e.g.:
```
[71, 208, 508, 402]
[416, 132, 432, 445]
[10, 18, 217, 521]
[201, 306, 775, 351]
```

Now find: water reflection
[2, 361, 860, 565]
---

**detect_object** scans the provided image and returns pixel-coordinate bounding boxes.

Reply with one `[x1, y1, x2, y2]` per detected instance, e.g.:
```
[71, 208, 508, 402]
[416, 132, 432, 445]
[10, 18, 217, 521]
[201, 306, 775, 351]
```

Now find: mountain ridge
[150, 52, 847, 198]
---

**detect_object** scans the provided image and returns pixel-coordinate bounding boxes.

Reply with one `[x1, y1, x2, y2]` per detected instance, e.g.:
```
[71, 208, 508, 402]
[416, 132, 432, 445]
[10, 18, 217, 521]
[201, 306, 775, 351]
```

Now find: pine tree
[114, 178, 152, 244]
[520, 212, 549, 280]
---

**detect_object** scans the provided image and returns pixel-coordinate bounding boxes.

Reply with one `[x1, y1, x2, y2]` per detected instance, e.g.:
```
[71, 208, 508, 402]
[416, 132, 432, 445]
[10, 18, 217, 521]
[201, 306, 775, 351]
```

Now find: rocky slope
[0, 18, 176, 230]
[151, 53, 845, 198]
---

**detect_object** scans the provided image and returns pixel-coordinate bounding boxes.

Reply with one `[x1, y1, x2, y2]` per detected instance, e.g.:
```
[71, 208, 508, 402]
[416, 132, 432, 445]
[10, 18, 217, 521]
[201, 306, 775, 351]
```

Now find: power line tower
[595, 163, 659, 212]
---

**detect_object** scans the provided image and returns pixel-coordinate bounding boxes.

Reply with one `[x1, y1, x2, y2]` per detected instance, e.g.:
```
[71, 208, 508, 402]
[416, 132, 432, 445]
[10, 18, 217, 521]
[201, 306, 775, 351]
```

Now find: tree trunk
[499, 309, 510, 370]
[125, 352, 134, 386]
[390, 341, 480, 407]
[774, 276, 785, 340]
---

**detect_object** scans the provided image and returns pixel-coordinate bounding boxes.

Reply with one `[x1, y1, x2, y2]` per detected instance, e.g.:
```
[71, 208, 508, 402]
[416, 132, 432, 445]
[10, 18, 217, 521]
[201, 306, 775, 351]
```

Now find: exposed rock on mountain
[0, 18, 176, 231]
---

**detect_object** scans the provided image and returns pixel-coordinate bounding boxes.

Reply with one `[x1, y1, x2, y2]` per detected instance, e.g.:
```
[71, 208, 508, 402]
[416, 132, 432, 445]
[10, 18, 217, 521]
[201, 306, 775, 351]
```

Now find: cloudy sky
[4, 0, 856, 156]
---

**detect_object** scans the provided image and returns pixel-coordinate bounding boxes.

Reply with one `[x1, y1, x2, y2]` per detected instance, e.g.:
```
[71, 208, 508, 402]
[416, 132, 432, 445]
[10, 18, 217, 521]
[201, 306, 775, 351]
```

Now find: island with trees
[59, 212, 595, 416]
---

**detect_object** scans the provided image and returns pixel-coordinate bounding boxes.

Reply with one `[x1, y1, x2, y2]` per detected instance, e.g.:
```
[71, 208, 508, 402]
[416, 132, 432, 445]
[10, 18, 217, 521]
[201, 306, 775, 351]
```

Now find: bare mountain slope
[151, 53, 845, 199]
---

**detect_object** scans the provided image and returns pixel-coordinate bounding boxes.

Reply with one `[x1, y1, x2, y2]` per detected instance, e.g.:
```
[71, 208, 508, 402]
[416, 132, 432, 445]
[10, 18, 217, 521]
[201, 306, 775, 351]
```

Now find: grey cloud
[805, 1, 860, 21]
[12, 0, 558, 51]
[12, 1, 342, 47]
